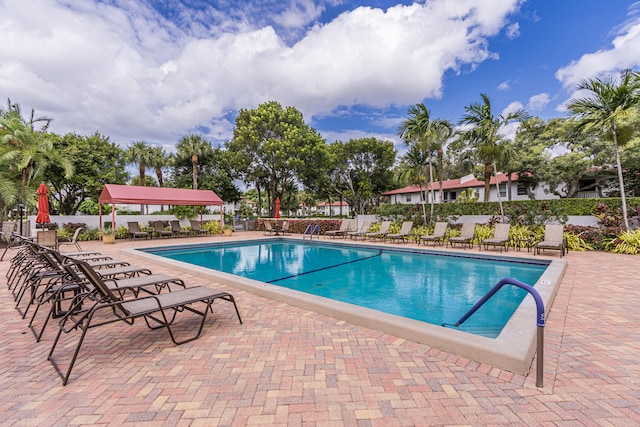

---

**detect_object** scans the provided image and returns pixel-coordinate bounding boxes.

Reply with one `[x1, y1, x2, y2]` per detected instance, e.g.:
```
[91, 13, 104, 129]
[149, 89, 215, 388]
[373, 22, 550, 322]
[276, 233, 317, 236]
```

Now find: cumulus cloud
[555, 13, 640, 89]
[527, 93, 551, 111]
[0, 0, 522, 146]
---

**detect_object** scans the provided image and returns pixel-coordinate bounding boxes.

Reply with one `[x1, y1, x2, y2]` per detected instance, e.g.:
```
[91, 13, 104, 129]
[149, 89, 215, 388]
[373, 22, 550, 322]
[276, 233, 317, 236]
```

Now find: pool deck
[2, 231, 639, 425]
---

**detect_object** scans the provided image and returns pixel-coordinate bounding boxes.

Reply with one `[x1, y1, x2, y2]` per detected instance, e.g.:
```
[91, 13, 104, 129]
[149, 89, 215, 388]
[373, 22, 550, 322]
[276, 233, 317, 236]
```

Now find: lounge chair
[170, 220, 191, 237]
[447, 223, 476, 249]
[263, 221, 275, 236]
[419, 222, 448, 246]
[387, 221, 414, 244]
[366, 221, 391, 242]
[534, 224, 566, 257]
[127, 222, 150, 240]
[481, 223, 511, 252]
[325, 219, 355, 239]
[190, 220, 210, 236]
[47, 259, 243, 385]
[1, 229, 26, 261]
[58, 227, 84, 252]
[152, 221, 173, 238]
[28, 250, 187, 342]
[347, 220, 372, 240]
[37, 230, 58, 250]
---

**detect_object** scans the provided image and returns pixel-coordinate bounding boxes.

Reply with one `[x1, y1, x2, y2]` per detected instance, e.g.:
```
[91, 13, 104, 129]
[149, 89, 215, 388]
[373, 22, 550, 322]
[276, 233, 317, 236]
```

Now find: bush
[604, 229, 640, 254]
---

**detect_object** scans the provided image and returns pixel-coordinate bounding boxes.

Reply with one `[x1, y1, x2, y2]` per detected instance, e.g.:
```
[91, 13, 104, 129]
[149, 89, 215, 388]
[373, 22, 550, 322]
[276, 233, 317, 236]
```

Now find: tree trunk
[483, 163, 492, 202]
[493, 161, 504, 218]
[192, 161, 198, 190]
[428, 156, 435, 223]
[438, 149, 444, 204]
[612, 131, 630, 230]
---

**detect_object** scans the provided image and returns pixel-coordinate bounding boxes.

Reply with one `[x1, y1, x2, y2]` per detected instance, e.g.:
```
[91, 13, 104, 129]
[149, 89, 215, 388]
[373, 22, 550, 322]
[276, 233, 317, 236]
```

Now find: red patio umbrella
[35, 182, 50, 225]
[275, 197, 281, 218]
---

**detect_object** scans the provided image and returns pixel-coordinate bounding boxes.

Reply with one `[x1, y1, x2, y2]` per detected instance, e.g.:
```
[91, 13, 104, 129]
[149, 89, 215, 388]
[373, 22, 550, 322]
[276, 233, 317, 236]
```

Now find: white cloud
[499, 102, 524, 140]
[506, 22, 520, 39]
[527, 93, 551, 111]
[0, 0, 523, 146]
[555, 15, 640, 89]
[498, 80, 510, 91]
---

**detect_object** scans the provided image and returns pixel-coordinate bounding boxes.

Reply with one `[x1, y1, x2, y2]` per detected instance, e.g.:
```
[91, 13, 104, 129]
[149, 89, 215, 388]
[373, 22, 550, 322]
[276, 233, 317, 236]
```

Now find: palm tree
[148, 146, 172, 212]
[176, 134, 212, 190]
[458, 94, 529, 212]
[148, 146, 170, 188]
[567, 69, 640, 230]
[395, 144, 430, 224]
[398, 103, 452, 223]
[125, 141, 153, 213]
[125, 141, 153, 187]
[0, 110, 72, 208]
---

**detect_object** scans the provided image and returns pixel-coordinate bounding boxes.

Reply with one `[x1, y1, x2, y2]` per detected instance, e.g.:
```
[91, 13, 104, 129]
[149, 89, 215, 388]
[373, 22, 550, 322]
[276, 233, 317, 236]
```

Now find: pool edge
[126, 244, 566, 376]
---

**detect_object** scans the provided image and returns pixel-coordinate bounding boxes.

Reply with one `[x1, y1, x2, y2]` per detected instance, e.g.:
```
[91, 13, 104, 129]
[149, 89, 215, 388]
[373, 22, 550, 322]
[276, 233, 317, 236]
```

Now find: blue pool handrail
[303, 224, 321, 240]
[452, 277, 546, 387]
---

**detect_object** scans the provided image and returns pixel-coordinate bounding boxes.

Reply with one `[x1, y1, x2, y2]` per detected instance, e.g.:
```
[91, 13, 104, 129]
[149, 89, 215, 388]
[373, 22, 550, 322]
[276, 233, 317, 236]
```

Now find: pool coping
[126, 238, 567, 375]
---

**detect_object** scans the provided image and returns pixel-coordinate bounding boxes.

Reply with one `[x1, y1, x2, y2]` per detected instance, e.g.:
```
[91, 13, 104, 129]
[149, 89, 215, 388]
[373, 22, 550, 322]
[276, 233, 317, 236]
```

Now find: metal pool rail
[451, 277, 546, 387]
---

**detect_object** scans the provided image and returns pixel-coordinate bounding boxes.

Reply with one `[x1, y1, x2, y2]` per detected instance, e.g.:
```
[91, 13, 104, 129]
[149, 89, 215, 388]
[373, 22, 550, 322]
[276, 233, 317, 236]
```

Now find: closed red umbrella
[35, 182, 50, 225]
[275, 197, 281, 219]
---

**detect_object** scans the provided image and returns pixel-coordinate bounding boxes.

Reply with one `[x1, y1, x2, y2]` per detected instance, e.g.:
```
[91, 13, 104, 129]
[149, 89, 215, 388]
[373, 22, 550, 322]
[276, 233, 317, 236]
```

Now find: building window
[499, 184, 507, 198]
[517, 184, 526, 196]
[406, 195, 412, 202]
[449, 192, 456, 201]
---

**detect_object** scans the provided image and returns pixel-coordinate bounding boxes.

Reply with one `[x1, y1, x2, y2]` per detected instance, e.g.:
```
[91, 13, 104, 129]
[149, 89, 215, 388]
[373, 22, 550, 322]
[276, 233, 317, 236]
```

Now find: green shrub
[604, 229, 640, 254]
[203, 220, 221, 234]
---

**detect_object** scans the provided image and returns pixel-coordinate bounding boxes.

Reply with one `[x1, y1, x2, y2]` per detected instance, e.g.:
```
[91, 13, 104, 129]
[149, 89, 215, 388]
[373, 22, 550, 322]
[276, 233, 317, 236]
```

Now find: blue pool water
[141, 240, 548, 338]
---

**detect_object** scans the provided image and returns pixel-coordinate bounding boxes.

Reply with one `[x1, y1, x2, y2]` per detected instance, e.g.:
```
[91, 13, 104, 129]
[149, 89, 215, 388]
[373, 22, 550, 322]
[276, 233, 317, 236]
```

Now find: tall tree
[227, 101, 327, 217]
[0, 108, 72, 211]
[45, 132, 129, 215]
[567, 69, 640, 230]
[125, 140, 153, 213]
[329, 138, 396, 215]
[148, 146, 171, 188]
[174, 145, 241, 202]
[395, 143, 429, 223]
[176, 134, 212, 190]
[397, 104, 452, 222]
[125, 141, 153, 187]
[458, 94, 529, 208]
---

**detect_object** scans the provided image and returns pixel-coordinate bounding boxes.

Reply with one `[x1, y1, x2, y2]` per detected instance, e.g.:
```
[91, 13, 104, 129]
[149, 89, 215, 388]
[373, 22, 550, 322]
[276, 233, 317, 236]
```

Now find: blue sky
[1, 0, 639, 154]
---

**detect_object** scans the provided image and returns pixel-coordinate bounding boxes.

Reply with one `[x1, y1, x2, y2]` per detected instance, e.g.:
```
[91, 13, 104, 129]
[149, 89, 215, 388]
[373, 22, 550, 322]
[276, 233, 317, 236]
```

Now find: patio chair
[47, 259, 243, 385]
[280, 221, 290, 236]
[325, 219, 355, 239]
[481, 223, 511, 252]
[170, 220, 191, 237]
[1, 230, 27, 261]
[419, 222, 448, 246]
[152, 221, 173, 238]
[127, 222, 150, 240]
[447, 223, 476, 249]
[37, 230, 58, 250]
[366, 221, 391, 241]
[190, 220, 210, 236]
[28, 250, 187, 342]
[263, 220, 275, 236]
[58, 227, 84, 252]
[347, 220, 372, 240]
[387, 221, 414, 244]
[534, 224, 567, 257]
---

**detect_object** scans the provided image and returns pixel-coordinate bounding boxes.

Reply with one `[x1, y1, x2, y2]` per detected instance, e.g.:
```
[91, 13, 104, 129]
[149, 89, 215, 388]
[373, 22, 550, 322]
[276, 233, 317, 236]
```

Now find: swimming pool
[142, 240, 547, 338]
[129, 238, 566, 374]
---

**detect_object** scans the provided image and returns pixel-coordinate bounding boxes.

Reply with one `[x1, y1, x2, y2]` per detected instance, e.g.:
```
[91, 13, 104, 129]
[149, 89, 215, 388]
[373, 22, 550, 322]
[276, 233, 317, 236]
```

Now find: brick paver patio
[1, 232, 639, 426]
